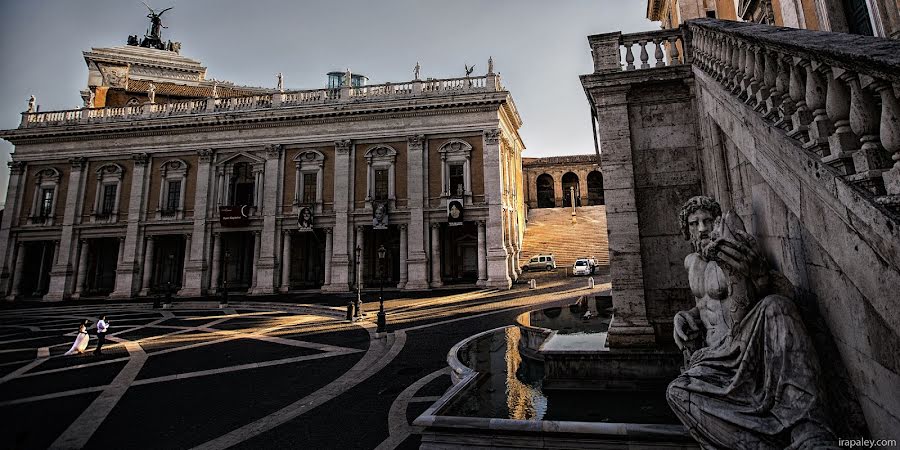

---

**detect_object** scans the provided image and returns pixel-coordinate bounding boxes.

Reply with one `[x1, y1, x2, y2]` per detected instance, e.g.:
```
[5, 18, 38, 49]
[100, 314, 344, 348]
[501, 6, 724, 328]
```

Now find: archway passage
[562, 172, 581, 208]
[536, 174, 555, 208]
[587, 171, 605, 205]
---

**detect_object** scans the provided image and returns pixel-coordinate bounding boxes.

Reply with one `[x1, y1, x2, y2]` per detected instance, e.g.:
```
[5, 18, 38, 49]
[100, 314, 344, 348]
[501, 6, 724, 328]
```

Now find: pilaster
[0, 161, 26, 296]
[44, 157, 87, 301]
[482, 129, 512, 289]
[179, 149, 213, 297]
[322, 140, 353, 292]
[404, 135, 430, 290]
[110, 153, 150, 299]
[250, 144, 281, 295]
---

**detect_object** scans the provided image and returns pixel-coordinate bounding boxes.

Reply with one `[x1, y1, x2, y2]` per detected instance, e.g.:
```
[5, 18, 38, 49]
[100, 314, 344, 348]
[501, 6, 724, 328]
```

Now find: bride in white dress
[64, 321, 90, 355]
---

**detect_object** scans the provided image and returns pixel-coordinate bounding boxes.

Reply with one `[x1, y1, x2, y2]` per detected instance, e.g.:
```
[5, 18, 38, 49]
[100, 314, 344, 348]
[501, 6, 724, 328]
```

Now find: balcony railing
[18, 74, 504, 129]
[588, 27, 690, 74]
[687, 18, 900, 204]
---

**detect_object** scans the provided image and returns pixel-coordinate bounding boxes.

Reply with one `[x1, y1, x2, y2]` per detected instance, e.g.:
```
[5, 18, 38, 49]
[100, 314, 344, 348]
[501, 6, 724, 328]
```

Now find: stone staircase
[519, 206, 610, 269]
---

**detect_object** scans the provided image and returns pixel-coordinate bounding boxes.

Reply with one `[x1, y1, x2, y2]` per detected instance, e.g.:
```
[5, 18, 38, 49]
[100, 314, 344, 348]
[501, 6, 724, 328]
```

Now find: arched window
[292, 150, 325, 213]
[536, 174, 555, 208]
[562, 172, 581, 208]
[364, 145, 397, 208]
[156, 159, 188, 219]
[215, 152, 265, 212]
[439, 140, 473, 203]
[30, 167, 61, 225]
[92, 163, 125, 223]
[587, 171, 604, 206]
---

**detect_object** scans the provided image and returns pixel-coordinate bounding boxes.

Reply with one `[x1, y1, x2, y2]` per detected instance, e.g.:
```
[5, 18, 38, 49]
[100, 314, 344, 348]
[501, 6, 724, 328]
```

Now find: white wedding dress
[64, 326, 90, 355]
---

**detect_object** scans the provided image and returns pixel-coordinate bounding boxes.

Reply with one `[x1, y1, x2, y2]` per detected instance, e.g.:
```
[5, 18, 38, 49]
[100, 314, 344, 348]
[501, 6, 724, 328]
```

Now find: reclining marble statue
[667, 196, 836, 449]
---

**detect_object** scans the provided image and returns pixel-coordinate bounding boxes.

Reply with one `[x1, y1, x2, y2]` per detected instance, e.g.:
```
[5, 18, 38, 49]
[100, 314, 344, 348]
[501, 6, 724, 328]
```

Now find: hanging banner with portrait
[448, 199, 464, 226]
[373, 201, 389, 230]
[298, 206, 314, 232]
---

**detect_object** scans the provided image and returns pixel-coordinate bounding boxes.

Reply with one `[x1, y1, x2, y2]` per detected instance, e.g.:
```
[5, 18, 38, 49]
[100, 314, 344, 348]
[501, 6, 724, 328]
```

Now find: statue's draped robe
[667, 295, 835, 449]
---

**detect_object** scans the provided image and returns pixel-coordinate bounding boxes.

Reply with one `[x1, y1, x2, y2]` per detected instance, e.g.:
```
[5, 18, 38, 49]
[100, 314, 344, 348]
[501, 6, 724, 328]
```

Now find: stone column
[323, 228, 333, 287]
[7, 241, 26, 299]
[476, 220, 487, 286]
[209, 233, 222, 294]
[586, 86, 655, 347]
[404, 135, 430, 289]
[117, 237, 125, 266]
[72, 239, 88, 299]
[322, 140, 353, 292]
[180, 234, 191, 291]
[280, 230, 292, 293]
[251, 231, 261, 290]
[430, 223, 443, 288]
[482, 129, 512, 289]
[45, 157, 88, 301]
[0, 161, 27, 296]
[398, 224, 408, 289]
[139, 236, 155, 296]
[251, 145, 281, 295]
[180, 149, 213, 297]
[355, 225, 365, 289]
[111, 153, 150, 299]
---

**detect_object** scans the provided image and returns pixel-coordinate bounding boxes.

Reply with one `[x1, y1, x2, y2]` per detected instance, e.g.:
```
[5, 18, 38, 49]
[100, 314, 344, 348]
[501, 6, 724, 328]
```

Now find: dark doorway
[562, 172, 581, 208]
[364, 226, 400, 286]
[290, 229, 326, 288]
[152, 235, 186, 292]
[87, 238, 120, 295]
[20, 241, 54, 297]
[536, 174, 555, 208]
[587, 171, 605, 205]
[442, 222, 478, 284]
[842, 0, 874, 36]
[221, 232, 255, 291]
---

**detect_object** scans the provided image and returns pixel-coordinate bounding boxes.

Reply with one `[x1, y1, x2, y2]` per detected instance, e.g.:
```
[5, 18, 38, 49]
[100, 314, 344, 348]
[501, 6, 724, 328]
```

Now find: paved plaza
[0, 275, 603, 450]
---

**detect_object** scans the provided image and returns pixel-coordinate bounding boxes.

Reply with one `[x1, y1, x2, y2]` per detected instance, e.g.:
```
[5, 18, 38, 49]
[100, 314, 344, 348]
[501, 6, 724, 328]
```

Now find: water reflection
[529, 296, 612, 334]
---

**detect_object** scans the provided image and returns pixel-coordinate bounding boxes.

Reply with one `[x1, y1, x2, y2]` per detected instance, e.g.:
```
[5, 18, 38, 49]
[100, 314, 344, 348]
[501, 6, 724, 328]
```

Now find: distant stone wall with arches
[522, 155, 603, 209]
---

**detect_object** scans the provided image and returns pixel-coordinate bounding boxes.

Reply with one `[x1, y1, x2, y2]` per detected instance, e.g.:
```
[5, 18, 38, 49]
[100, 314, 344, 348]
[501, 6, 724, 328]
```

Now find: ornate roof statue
[464, 64, 475, 77]
[143, 2, 173, 41]
[414, 62, 421, 80]
[27, 95, 35, 113]
[277, 72, 284, 92]
[126, 4, 179, 51]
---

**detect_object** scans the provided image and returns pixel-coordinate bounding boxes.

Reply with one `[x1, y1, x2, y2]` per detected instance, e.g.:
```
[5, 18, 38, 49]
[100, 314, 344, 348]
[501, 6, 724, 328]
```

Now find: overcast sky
[0, 0, 660, 202]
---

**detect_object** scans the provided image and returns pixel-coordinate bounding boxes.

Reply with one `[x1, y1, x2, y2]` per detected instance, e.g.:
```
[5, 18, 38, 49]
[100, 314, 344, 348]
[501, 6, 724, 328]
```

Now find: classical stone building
[522, 155, 604, 209]
[648, 0, 900, 38]
[582, 16, 899, 440]
[0, 35, 526, 301]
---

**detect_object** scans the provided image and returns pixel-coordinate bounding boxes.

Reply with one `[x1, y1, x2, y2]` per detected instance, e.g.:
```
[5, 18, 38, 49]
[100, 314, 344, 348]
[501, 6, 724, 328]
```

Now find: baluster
[724, 38, 737, 89]
[741, 44, 756, 101]
[640, 40, 650, 69]
[624, 41, 635, 71]
[871, 81, 900, 198]
[768, 53, 789, 124]
[654, 38, 665, 67]
[759, 50, 778, 117]
[787, 59, 811, 140]
[823, 69, 859, 175]
[803, 63, 832, 156]
[669, 36, 681, 65]
[844, 71, 891, 194]
[752, 47, 770, 111]
[732, 42, 746, 94]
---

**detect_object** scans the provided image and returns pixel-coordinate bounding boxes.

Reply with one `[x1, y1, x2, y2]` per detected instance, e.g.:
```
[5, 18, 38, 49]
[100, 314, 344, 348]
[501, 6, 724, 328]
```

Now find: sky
[0, 0, 660, 203]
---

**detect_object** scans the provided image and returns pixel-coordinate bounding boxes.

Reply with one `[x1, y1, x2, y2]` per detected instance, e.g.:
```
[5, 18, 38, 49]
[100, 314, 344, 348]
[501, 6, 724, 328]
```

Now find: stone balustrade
[687, 18, 900, 204]
[588, 28, 689, 74]
[19, 74, 503, 129]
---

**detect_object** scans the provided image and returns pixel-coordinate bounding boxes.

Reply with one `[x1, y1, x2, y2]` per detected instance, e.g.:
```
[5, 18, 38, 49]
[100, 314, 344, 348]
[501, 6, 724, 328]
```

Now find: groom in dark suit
[94, 315, 109, 355]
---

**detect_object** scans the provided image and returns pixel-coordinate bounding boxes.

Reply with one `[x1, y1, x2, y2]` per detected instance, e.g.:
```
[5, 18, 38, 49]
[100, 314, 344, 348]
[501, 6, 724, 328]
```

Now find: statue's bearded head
[679, 196, 722, 253]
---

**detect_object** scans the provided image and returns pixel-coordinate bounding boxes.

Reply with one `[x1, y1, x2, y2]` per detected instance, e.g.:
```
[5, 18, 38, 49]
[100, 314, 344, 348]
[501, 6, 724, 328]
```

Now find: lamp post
[376, 244, 386, 334]
[221, 249, 230, 306]
[354, 245, 362, 319]
[165, 253, 175, 307]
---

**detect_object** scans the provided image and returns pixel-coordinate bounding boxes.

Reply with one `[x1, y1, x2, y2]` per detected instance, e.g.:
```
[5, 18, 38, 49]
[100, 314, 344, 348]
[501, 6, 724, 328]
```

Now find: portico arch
[587, 171, 604, 205]
[536, 173, 555, 208]
[561, 172, 581, 207]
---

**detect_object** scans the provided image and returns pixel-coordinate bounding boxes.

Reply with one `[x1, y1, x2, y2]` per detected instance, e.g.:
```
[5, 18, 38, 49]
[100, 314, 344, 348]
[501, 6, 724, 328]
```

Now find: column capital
[483, 129, 501, 145]
[282, 229, 292, 236]
[398, 224, 407, 231]
[253, 230, 261, 236]
[335, 140, 352, 154]
[132, 153, 150, 166]
[478, 220, 486, 228]
[69, 156, 87, 170]
[431, 222, 441, 230]
[7, 160, 26, 174]
[407, 135, 425, 149]
[325, 227, 333, 235]
[184, 233, 192, 239]
[265, 144, 283, 159]
[146, 235, 155, 241]
[213, 231, 221, 238]
[118, 236, 126, 241]
[197, 148, 214, 163]
[79, 238, 88, 244]
[356, 225, 366, 232]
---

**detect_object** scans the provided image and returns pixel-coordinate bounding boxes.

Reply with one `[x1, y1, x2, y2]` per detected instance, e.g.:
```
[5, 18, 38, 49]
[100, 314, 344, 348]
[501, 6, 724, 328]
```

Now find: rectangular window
[101, 184, 117, 215]
[448, 163, 465, 197]
[302, 173, 317, 204]
[39, 188, 54, 218]
[166, 180, 181, 211]
[374, 169, 389, 201]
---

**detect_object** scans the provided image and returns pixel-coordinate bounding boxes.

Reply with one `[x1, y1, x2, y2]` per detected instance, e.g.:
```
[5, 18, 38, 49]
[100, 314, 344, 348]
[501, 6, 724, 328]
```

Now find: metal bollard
[588, 277, 595, 289]
[347, 299, 354, 322]
[529, 279, 537, 289]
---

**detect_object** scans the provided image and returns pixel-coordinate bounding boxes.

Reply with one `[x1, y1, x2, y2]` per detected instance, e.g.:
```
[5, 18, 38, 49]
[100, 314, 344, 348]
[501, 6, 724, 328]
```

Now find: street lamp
[221, 249, 231, 306]
[165, 253, 175, 307]
[376, 244, 386, 334]
[354, 245, 362, 319]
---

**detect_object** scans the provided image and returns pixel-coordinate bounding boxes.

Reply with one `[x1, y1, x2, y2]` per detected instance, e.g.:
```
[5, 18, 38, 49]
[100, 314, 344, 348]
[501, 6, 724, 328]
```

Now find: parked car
[522, 254, 556, 272]
[573, 259, 592, 276]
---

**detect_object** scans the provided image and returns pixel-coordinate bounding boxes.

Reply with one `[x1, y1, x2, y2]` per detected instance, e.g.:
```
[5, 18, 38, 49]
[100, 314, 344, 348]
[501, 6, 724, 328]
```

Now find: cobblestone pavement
[0, 274, 607, 450]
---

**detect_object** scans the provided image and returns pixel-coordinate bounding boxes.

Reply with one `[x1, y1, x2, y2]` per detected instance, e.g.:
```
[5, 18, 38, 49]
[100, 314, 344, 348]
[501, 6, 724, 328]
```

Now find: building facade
[0, 42, 526, 301]
[522, 155, 604, 209]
